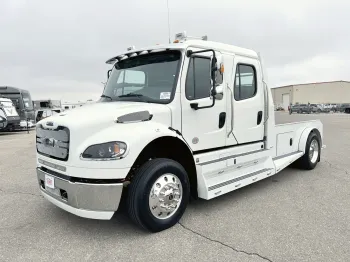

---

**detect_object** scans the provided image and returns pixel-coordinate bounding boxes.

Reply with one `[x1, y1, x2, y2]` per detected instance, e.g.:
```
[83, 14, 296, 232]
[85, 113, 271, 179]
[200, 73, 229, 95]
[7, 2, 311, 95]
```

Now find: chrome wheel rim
[149, 173, 183, 220]
[309, 139, 319, 164]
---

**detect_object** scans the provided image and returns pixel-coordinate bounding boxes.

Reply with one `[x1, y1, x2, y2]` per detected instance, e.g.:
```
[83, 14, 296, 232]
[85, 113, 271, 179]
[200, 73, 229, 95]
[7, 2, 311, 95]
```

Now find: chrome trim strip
[38, 158, 66, 172]
[272, 151, 303, 161]
[199, 149, 266, 166]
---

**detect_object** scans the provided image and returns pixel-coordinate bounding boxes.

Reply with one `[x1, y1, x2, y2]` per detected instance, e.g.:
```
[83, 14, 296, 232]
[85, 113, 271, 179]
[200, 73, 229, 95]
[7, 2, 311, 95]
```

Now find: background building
[272, 80, 350, 110]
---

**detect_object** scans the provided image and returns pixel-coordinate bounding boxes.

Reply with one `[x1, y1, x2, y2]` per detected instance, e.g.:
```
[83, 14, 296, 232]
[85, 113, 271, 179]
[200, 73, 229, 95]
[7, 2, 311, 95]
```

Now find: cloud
[0, 0, 349, 100]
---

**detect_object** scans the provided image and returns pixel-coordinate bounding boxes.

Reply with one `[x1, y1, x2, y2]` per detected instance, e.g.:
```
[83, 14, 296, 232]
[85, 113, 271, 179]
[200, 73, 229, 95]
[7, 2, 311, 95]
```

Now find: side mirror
[210, 85, 223, 100]
[214, 86, 223, 100]
[107, 69, 112, 79]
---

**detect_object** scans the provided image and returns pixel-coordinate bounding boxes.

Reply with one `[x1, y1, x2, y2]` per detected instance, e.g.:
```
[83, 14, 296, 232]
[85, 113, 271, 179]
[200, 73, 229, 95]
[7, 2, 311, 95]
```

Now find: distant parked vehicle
[337, 103, 350, 113]
[290, 103, 330, 114]
[0, 97, 21, 131]
[0, 86, 35, 127]
[343, 104, 350, 114]
[290, 104, 311, 114]
[35, 108, 63, 123]
[0, 108, 7, 130]
[310, 104, 330, 113]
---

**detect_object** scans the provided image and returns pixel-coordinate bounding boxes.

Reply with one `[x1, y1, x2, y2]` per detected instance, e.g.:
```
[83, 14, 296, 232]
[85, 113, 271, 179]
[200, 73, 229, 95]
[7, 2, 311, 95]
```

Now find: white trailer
[0, 107, 7, 130]
[35, 32, 324, 232]
[0, 97, 20, 131]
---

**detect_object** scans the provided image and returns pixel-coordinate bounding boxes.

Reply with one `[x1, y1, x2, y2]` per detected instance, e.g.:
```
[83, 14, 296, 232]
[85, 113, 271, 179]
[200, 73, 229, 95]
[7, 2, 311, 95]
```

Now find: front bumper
[6, 116, 20, 125]
[20, 120, 35, 128]
[37, 168, 124, 220]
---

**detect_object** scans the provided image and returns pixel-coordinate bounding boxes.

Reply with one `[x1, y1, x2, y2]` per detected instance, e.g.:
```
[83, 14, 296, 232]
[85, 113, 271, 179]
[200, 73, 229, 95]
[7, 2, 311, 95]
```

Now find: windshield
[22, 92, 33, 109]
[101, 50, 181, 104]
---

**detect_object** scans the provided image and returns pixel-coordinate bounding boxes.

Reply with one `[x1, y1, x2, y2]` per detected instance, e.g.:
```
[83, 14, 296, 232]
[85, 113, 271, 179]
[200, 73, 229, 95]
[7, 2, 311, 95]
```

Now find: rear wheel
[296, 132, 320, 170]
[127, 158, 190, 232]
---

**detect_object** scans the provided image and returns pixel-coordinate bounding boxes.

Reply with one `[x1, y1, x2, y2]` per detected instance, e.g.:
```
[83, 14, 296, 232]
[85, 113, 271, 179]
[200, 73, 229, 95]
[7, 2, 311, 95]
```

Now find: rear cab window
[234, 64, 257, 101]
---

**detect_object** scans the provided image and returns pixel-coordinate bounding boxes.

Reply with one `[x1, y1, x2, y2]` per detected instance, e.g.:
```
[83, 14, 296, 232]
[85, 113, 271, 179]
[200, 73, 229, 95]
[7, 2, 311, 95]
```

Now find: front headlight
[81, 141, 127, 160]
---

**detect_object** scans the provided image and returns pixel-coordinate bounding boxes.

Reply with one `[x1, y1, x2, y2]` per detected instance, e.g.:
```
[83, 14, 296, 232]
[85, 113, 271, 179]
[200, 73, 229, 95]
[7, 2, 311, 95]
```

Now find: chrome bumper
[37, 168, 124, 220]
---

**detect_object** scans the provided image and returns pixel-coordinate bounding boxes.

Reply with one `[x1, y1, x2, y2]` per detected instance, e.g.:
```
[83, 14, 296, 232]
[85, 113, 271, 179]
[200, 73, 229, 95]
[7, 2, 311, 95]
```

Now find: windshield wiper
[118, 93, 144, 98]
[118, 93, 150, 103]
[100, 94, 113, 100]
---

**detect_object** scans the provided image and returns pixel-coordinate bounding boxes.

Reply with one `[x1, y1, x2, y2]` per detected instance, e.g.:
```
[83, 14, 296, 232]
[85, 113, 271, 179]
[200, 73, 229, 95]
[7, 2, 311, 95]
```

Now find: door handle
[219, 112, 226, 128]
[257, 111, 263, 125]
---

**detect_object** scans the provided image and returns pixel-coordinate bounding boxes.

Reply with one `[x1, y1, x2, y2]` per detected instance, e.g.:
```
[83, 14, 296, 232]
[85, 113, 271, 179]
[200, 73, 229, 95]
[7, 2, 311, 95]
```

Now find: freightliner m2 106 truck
[36, 32, 324, 232]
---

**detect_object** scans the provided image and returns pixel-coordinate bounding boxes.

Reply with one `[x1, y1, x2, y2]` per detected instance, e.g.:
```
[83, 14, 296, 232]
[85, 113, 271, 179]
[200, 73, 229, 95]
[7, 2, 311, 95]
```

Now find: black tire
[295, 132, 320, 170]
[127, 158, 190, 232]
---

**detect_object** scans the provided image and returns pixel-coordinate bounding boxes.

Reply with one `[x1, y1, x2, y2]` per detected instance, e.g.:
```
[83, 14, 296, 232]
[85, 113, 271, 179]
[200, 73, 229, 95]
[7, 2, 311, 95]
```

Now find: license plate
[45, 174, 55, 189]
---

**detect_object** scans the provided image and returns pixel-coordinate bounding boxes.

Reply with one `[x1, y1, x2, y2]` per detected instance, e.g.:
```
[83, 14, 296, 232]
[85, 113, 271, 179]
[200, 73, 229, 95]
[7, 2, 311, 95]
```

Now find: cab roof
[106, 39, 259, 64]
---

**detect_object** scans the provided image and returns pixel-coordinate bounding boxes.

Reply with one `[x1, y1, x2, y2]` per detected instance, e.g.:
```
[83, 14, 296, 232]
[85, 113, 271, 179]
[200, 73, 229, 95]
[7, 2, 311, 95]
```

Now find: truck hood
[39, 101, 172, 133]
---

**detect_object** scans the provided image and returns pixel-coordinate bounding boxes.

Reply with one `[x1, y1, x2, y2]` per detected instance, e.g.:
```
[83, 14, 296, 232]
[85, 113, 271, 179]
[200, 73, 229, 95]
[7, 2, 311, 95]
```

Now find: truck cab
[36, 32, 324, 232]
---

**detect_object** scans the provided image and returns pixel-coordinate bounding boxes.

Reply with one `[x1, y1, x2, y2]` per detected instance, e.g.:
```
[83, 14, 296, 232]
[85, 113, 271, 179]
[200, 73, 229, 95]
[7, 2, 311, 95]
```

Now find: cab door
[231, 56, 264, 144]
[180, 48, 227, 152]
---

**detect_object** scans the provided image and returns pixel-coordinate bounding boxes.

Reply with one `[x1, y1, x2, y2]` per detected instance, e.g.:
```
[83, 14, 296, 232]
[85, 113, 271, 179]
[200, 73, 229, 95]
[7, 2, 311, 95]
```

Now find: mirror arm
[187, 49, 217, 110]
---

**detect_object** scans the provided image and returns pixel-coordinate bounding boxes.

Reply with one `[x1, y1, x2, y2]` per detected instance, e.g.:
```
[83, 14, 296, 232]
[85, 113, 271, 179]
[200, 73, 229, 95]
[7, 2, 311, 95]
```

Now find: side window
[234, 64, 256, 101]
[186, 57, 211, 100]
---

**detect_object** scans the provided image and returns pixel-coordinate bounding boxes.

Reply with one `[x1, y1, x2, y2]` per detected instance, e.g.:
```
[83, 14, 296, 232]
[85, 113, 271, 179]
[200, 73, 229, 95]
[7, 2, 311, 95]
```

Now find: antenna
[166, 0, 171, 43]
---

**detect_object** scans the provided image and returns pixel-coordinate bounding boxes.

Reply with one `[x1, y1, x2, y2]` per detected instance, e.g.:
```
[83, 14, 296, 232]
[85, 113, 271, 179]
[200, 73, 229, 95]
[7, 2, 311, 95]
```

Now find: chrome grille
[36, 124, 70, 161]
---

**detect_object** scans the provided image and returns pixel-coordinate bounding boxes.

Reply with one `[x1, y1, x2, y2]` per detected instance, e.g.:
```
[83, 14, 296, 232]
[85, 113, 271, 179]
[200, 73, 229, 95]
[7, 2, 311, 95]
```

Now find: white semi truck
[36, 32, 324, 232]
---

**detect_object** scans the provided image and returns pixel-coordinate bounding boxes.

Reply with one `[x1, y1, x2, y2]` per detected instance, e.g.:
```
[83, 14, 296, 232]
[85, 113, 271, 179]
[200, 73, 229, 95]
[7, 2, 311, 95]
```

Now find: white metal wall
[272, 81, 350, 105]
[271, 86, 293, 108]
[292, 81, 350, 104]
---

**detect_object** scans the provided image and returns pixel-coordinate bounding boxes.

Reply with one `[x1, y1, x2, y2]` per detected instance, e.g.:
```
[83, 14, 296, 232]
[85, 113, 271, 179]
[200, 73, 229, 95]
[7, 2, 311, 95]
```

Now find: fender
[75, 121, 191, 173]
[298, 127, 322, 154]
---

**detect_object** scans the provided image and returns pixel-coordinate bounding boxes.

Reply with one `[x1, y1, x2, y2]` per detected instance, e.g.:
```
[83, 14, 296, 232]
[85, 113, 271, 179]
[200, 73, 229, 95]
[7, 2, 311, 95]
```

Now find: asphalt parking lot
[1, 112, 349, 262]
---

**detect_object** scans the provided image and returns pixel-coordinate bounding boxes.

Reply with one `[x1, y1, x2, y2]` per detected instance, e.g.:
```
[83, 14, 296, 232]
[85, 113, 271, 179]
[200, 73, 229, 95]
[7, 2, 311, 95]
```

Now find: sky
[1, 0, 349, 102]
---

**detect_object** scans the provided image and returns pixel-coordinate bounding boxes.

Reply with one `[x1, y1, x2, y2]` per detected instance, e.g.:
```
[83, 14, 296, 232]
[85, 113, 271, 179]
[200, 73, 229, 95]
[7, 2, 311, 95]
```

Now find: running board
[205, 168, 275, 200]
[273, 151, 303, 173]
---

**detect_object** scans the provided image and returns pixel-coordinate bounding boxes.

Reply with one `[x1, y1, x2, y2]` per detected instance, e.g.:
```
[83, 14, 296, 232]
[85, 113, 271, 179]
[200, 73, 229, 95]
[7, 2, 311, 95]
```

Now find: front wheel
[127, 158, 190, 232]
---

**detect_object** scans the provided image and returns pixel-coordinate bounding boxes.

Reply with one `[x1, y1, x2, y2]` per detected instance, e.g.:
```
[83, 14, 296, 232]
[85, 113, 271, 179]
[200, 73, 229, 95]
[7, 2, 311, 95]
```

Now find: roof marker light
[174, 31, 208, 42]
